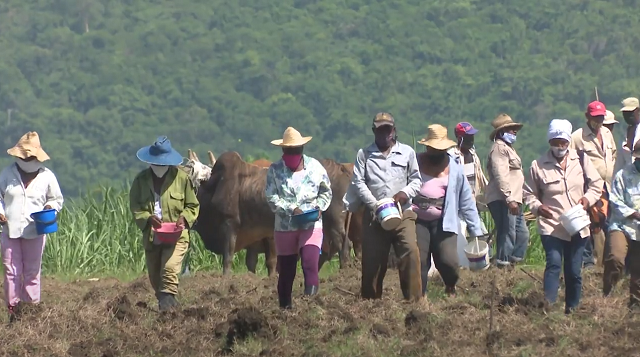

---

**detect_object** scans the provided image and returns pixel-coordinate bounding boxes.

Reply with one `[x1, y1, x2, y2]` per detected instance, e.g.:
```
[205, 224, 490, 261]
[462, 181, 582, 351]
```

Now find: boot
[158, 292, 178, 312]
[304, 285, 319, 296]
[7, 305, 16, 323]
[279, 295, 292, 310]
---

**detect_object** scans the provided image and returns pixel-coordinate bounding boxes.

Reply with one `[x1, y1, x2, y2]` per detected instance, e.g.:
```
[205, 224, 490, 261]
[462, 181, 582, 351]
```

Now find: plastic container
[559, 205, 590, 236]
[374, 198, 402, 230]
[292, 208, 321, 225]
[30, 208, 58, 235]
[464, 238, 490, 272]
[153, 222, 184, 244]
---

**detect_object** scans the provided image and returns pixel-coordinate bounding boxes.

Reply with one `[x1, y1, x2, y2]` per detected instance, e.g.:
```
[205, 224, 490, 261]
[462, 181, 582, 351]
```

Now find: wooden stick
[595, 86, 599, 101]
[334, 286, 357, 296]
[341, 211, 353, 266]
[519, 267, 542, 284]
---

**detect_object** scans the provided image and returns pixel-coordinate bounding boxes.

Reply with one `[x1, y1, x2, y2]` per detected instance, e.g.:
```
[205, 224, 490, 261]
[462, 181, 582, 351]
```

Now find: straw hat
[417, 124, 457, 150]
[270, 127, 312, 147]
[7, 132, 50, 162]
[489, 114, 523, 140]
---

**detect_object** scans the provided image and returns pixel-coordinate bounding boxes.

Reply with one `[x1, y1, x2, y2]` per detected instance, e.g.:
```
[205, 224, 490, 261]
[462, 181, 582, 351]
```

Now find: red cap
[587, 101, 607, 116]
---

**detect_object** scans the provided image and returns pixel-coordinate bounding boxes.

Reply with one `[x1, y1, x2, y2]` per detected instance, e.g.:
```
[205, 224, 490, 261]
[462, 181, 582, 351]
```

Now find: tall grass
[39, 186, 544, 278]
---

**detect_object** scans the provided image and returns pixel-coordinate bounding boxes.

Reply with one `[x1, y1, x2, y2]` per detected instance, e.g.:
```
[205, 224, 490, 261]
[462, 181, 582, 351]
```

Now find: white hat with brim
[271, 127, 312, 147]
[489, 114, 523, 140]
[603, 110, 618, 125]
[7, 132, 50, 162]
[621, 97, 640, 112]
[417, 124, 458, 151]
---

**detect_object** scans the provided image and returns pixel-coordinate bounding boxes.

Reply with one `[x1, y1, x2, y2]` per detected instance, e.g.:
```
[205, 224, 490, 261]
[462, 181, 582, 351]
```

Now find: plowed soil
[0, 265, 637, 356]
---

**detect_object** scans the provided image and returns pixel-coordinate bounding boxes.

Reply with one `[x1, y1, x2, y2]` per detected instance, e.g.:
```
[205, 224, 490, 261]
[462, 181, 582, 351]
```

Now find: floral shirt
[265, 155, 332, 232]
[609, 163, 640, 241]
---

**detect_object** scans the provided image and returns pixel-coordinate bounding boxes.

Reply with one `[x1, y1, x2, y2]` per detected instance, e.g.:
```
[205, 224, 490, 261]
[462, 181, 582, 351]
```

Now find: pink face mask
[282, 154, 302, 170]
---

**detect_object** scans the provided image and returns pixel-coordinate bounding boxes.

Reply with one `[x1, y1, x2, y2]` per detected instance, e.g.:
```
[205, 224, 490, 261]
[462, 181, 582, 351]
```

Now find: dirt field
[0, 265, 637, 357]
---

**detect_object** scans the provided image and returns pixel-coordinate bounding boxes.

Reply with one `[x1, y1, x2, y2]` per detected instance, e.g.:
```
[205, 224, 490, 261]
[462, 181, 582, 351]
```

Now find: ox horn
[208, 151, 216, 166]
[193, 151, 201, 163]
[188, 149, 195, 162]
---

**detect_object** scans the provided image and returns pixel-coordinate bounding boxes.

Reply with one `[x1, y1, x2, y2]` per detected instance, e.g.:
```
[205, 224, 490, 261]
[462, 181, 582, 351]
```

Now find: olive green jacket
[129, 167, 200, 246]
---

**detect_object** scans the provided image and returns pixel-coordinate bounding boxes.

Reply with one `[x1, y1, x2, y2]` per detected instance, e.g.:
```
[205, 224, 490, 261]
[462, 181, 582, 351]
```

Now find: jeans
[488, 201, 530, 265]
[541, 235, 587, 311]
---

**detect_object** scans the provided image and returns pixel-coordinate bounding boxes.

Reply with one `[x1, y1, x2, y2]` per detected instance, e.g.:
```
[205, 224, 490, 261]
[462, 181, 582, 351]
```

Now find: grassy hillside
[0, 0, 637, 195]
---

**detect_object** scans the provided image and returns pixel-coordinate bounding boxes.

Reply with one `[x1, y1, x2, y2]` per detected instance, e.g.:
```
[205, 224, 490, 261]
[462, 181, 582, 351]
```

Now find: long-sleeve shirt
[485, 139, 525, 204]
[413, 154, 484, 236]
[614, 125, 640, 176]
[0, 163, 64, 239]
[524, 149, 603, 241]
[609, 163, 640, 241]
[570, 126, 617, 190]
[351, 141, 422, 212]
[265, 155, 332, 232]
[448, 146, 488, 202]
[129, 167, 200, 245]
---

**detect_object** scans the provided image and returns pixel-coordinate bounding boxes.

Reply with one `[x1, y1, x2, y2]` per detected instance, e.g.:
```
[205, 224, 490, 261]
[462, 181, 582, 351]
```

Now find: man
[607, 142, 640, 308]
[486, 114, 530, 268]
[603, 110, 619, 135]
[449, 122, 490, 266]
[604, 97, 640, 294]
[570, 101, 617, 269]
[348, 112, 422, 301]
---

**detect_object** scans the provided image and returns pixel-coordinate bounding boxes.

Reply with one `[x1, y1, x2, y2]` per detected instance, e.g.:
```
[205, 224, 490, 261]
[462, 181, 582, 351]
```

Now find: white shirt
[0, 164, 64, 239]
[614, 125, 640, 176]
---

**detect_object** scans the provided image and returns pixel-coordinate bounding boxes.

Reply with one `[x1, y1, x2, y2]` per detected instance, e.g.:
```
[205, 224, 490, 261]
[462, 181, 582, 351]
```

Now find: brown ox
[194, 151, 365, 275]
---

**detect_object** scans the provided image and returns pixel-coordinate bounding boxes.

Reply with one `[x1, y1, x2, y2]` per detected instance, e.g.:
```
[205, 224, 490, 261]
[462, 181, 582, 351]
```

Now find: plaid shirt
[610, 163, 640, 241]
[265, 155, 332, 231]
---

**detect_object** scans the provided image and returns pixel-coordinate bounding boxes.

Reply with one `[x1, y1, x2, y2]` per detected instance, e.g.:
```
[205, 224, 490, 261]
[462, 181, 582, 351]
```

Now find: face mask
[16, 159, 42, 173]
[624, 112, 637, 126]
[425, 152, 447, 165]
[501, 132, 517, 144]
[459, 136, 474, 150]
[282, 154, 302, 171]
[550, 147, 568, 158]
[634, 159, 640, 173]
[150, 165, 169, 177]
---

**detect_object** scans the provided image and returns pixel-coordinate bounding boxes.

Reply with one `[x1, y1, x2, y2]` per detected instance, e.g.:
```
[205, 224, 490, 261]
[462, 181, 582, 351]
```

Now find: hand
[631, 212, 640, 221]
[293, 207, 304, 215]
[176, 216, 187, 229]
[537, 205, 554, 219]
[316, 206, 322, 218]
[148, 215, 163, 229]
[44, 205, 52, 210]
[507, 201, 520, 215]
[578, 197, 590, 210]
[393, 191, 409, 206]
[0, 214, 6, 225]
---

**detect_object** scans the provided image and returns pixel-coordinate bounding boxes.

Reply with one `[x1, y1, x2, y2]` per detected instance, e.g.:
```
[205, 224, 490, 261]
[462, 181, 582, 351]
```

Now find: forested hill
[0, 0, 638, 196]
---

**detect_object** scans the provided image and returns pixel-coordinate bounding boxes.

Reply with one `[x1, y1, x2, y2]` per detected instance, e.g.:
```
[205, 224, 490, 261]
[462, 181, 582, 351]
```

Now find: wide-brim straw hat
[417, 124, 457, 150]
[7, 132, 50, 162]
[271, 127, 312, 147]
[490, 114, 523, 140]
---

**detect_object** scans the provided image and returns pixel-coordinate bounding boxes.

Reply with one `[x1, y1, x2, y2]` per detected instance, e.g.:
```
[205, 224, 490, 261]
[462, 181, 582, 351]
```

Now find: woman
[0, 132, 63, 320]
[413, 124, 484, 297]
[129, 136, 199, 312]
[486, 114, 530, 267]
[265, 127, 332, 309]
[524, 119, 602, 314]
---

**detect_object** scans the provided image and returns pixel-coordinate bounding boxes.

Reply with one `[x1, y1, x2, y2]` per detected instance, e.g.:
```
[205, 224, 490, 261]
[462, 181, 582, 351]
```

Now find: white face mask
[16, 159, 42, 173]
[550, 147, 568, 158]
[150, 165, 169, 177]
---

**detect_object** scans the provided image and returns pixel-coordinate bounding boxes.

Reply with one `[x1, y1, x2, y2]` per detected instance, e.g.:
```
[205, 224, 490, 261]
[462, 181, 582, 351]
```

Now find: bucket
[559, 205, 590, 236]
[374, 198, 402, 231]
[292, 208, 320, 226]
[464, 238, 490, 272]
[30, 208, 58, 235]
[153, 222, 184, 244]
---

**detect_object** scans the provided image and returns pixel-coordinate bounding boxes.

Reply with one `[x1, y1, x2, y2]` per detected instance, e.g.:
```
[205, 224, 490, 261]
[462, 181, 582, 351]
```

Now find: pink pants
[1, 232, 46, 307]
[274, 228, 323, 256]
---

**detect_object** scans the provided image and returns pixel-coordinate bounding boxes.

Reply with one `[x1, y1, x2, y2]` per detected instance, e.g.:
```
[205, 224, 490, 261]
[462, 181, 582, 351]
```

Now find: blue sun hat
[136, 136, 183, 166]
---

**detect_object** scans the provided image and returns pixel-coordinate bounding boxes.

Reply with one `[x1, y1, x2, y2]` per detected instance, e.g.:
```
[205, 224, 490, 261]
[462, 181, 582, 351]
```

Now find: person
[0, 132, 63, 321]
[605, 97, 640, 293]
[608, 142, 640, 308]
[525, 119, 602, 314]
[449, 121, 490, 267]
[413, 124, 484, 297]
[486, 114, 530, 268]
[570, 101, 617, 269]
[129, 136, 199, 312]
[265, 127, 332, 309]
[603, 110, 619, 135]
[347, 112, 422, 301]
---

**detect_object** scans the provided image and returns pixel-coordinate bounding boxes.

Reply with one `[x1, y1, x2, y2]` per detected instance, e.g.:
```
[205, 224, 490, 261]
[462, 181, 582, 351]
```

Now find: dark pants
[361, 208, 422, 301]
[415, 218, 458, 295]
[541, 234, 586, 312]
[488, 201, 530, 266]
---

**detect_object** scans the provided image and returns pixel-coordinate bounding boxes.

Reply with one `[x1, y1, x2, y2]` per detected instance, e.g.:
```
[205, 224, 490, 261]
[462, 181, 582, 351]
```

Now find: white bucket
[464, 238, 490, 272]
[559, 205, 590, 237]
[374, 198, 402, 231]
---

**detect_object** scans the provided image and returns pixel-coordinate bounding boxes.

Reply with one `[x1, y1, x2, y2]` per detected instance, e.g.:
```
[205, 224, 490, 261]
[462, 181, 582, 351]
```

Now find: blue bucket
[30, 208, 59, 235]
[291, 208, 320, 226]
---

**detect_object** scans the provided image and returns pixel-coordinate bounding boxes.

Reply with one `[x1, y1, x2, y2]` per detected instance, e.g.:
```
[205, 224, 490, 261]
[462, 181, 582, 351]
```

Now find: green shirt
[129, 167, 200, 245]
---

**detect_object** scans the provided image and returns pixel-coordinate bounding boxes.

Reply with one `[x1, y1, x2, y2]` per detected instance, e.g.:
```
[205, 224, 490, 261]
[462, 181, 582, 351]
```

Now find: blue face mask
[501, 132, 517, 144]
[634, 159, 640, 173]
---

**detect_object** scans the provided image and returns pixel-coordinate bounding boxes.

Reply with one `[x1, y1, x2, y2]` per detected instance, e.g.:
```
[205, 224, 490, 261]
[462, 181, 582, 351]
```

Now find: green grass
[34, 187, 544, 278]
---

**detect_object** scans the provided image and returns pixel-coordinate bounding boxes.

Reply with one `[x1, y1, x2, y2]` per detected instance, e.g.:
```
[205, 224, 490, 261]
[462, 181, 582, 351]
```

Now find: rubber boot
[304, 285, 319, 296]
[158, 293, 178, 312]
[279, 295, 292, 310]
